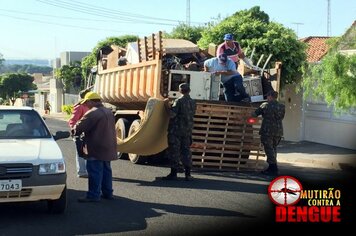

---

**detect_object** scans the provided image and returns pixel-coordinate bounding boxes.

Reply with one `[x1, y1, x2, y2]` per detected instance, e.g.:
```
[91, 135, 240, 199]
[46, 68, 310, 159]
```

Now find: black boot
[177, 163, 185, 173]
[261, 164, 278, 176]
[161, 168, 178, 180]
[184, 167, 194, 181]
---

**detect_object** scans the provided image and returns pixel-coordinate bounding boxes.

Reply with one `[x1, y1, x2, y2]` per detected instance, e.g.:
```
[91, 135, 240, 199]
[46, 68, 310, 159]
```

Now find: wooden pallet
[191, 102, 265, 171]
[137, 31, 163, 62]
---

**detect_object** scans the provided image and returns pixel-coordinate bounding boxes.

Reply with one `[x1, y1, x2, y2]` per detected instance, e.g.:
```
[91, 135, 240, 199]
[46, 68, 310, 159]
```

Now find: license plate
[0, 179, 22, 192]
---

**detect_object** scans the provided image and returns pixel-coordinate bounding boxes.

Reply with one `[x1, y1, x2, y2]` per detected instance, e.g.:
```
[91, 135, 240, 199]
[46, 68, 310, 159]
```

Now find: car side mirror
[54, 131, 70, 141]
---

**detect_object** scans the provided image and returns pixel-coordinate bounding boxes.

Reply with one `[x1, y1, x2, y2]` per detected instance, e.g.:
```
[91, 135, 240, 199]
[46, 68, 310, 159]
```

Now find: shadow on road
[0, 188, 254, 236]
[114, 175, 269, 195]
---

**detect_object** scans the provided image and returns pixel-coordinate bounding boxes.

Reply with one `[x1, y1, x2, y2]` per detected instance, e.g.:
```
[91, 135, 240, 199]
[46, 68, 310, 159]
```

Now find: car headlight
[39, 162, 66, 175]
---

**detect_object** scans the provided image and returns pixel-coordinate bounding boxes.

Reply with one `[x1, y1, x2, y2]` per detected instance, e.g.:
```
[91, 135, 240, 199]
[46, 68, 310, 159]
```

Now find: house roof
[300, 36, 331, 63]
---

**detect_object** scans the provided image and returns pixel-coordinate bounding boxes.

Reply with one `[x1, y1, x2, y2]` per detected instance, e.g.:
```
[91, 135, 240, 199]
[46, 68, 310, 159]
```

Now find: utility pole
[291, 22, 304, 38]
[186, 0, 190, 26]
[327, 0, 331, 36]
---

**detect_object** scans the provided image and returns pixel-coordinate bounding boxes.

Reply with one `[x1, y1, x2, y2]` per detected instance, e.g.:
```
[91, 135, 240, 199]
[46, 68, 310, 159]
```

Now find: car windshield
[0, 110, 51, 139]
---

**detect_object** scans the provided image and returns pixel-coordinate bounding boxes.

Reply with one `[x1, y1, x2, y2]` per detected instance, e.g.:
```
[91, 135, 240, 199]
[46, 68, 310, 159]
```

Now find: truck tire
[116, 118, 130, 159]
[127, 119, 145, 164]
[47, 186, 67, 214]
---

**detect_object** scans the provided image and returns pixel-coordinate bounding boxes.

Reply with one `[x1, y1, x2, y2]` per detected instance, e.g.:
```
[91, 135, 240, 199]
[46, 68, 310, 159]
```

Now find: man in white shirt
[204, 53, 250, 103]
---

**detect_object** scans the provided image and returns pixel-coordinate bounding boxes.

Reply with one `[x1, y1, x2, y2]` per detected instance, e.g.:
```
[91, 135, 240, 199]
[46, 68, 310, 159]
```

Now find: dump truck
[87, 32, 281, 170]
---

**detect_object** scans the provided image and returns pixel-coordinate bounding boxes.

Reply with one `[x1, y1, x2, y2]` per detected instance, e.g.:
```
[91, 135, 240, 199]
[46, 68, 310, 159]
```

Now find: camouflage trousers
[167, 134, 192, 170]
[261, 135, 281, 165]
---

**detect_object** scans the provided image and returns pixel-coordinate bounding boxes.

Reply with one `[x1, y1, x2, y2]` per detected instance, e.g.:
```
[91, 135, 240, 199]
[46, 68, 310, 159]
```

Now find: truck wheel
[127, 119, 145, 164]
[116, 118, 130, 159]
[47, 186, 67, 214]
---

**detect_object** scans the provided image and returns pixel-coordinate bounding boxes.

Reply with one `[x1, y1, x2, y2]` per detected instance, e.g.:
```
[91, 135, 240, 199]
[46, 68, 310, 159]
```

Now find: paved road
[0, 117, 354, 236]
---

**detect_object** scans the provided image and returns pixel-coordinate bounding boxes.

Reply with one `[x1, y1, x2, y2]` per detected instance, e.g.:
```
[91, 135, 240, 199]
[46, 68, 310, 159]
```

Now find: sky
[0, 0, 355, 60]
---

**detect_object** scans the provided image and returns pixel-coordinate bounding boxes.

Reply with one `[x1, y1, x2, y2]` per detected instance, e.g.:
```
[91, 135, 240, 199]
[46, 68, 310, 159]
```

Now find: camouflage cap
[266, 90, 278, 99]
[179, 83, 190, 92]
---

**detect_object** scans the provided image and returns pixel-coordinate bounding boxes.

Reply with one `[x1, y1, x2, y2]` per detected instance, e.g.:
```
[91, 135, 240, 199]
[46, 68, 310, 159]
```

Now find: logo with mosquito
[268, 176, 303, 206]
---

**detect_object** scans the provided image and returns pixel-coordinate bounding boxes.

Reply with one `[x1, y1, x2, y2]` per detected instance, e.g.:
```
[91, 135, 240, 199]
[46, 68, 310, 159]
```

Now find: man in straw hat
[73, 91, 118, 202]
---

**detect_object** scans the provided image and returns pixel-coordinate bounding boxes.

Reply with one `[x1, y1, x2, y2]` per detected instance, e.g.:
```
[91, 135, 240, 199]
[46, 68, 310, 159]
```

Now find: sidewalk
[277, 140, 356, 170]
[45, 112, 356, 171]
[43, 112, 70, 121]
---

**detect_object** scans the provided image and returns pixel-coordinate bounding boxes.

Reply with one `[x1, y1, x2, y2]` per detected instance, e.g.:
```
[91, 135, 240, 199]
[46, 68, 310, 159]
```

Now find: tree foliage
[0, 73, 36, 99]
[302, 53, 356, 111]
[55, 61, 83, 93]
[165, 23, 206, 44]
[302, 23, 356, 112]
[81, 35, 139, 78]
[335, 22, 356, 50]
[198, 6, 306, 87]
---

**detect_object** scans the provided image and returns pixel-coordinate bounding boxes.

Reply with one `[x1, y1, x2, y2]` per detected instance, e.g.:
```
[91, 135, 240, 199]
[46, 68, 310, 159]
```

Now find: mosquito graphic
[279, 187, 298, 195]
[271, 186, 300, 200]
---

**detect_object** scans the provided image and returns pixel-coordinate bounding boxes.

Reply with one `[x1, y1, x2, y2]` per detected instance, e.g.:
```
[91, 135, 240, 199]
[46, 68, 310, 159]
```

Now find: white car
[0, 106, 70, 213]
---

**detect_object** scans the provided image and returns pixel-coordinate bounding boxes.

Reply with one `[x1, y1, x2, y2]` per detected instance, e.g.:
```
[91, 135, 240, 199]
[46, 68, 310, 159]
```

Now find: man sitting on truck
[204, 53, 250, 103]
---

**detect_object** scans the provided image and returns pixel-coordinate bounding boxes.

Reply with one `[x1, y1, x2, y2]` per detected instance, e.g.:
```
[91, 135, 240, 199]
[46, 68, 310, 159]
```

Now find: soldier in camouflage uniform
[161, 83, 196, 181]
[251, 90, 285, 175]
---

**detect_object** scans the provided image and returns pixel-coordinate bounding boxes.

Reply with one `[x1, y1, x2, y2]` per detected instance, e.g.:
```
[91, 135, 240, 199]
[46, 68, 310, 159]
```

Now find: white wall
[303, 101, 356, 150]
[49, 78, 64, 113]
[281, 84, 356, 150]
[282, 84, 304, 142]
[304, 117, 356, 149]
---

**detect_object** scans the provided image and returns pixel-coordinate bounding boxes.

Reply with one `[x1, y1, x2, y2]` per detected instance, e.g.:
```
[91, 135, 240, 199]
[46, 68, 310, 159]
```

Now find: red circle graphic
[268, 176, 303, 206]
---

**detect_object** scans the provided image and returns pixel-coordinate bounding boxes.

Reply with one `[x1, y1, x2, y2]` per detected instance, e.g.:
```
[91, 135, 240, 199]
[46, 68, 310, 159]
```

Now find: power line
[291, 22, 304, 38]
[36, 0, 178, 25]
[0, 13, 138, 34]
[36, 0, 204, 26]
[0, 8, 176, 26]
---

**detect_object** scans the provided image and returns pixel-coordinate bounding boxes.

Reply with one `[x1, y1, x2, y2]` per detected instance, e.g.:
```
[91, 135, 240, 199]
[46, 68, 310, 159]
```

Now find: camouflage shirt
[168, 94, 196, 137]
[252, 100, 285, 137]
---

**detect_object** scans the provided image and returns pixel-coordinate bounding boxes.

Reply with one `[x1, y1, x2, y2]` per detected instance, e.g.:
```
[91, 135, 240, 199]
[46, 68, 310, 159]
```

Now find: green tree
[197, 6, 306, 87]
[0, 73, 36, 99]
[302, 23, 356, 112]
[55, 61, 83, 92]
[302, 52, 356, 111]
[81, 35, 139, 79]
[165, 23, 206, 44]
